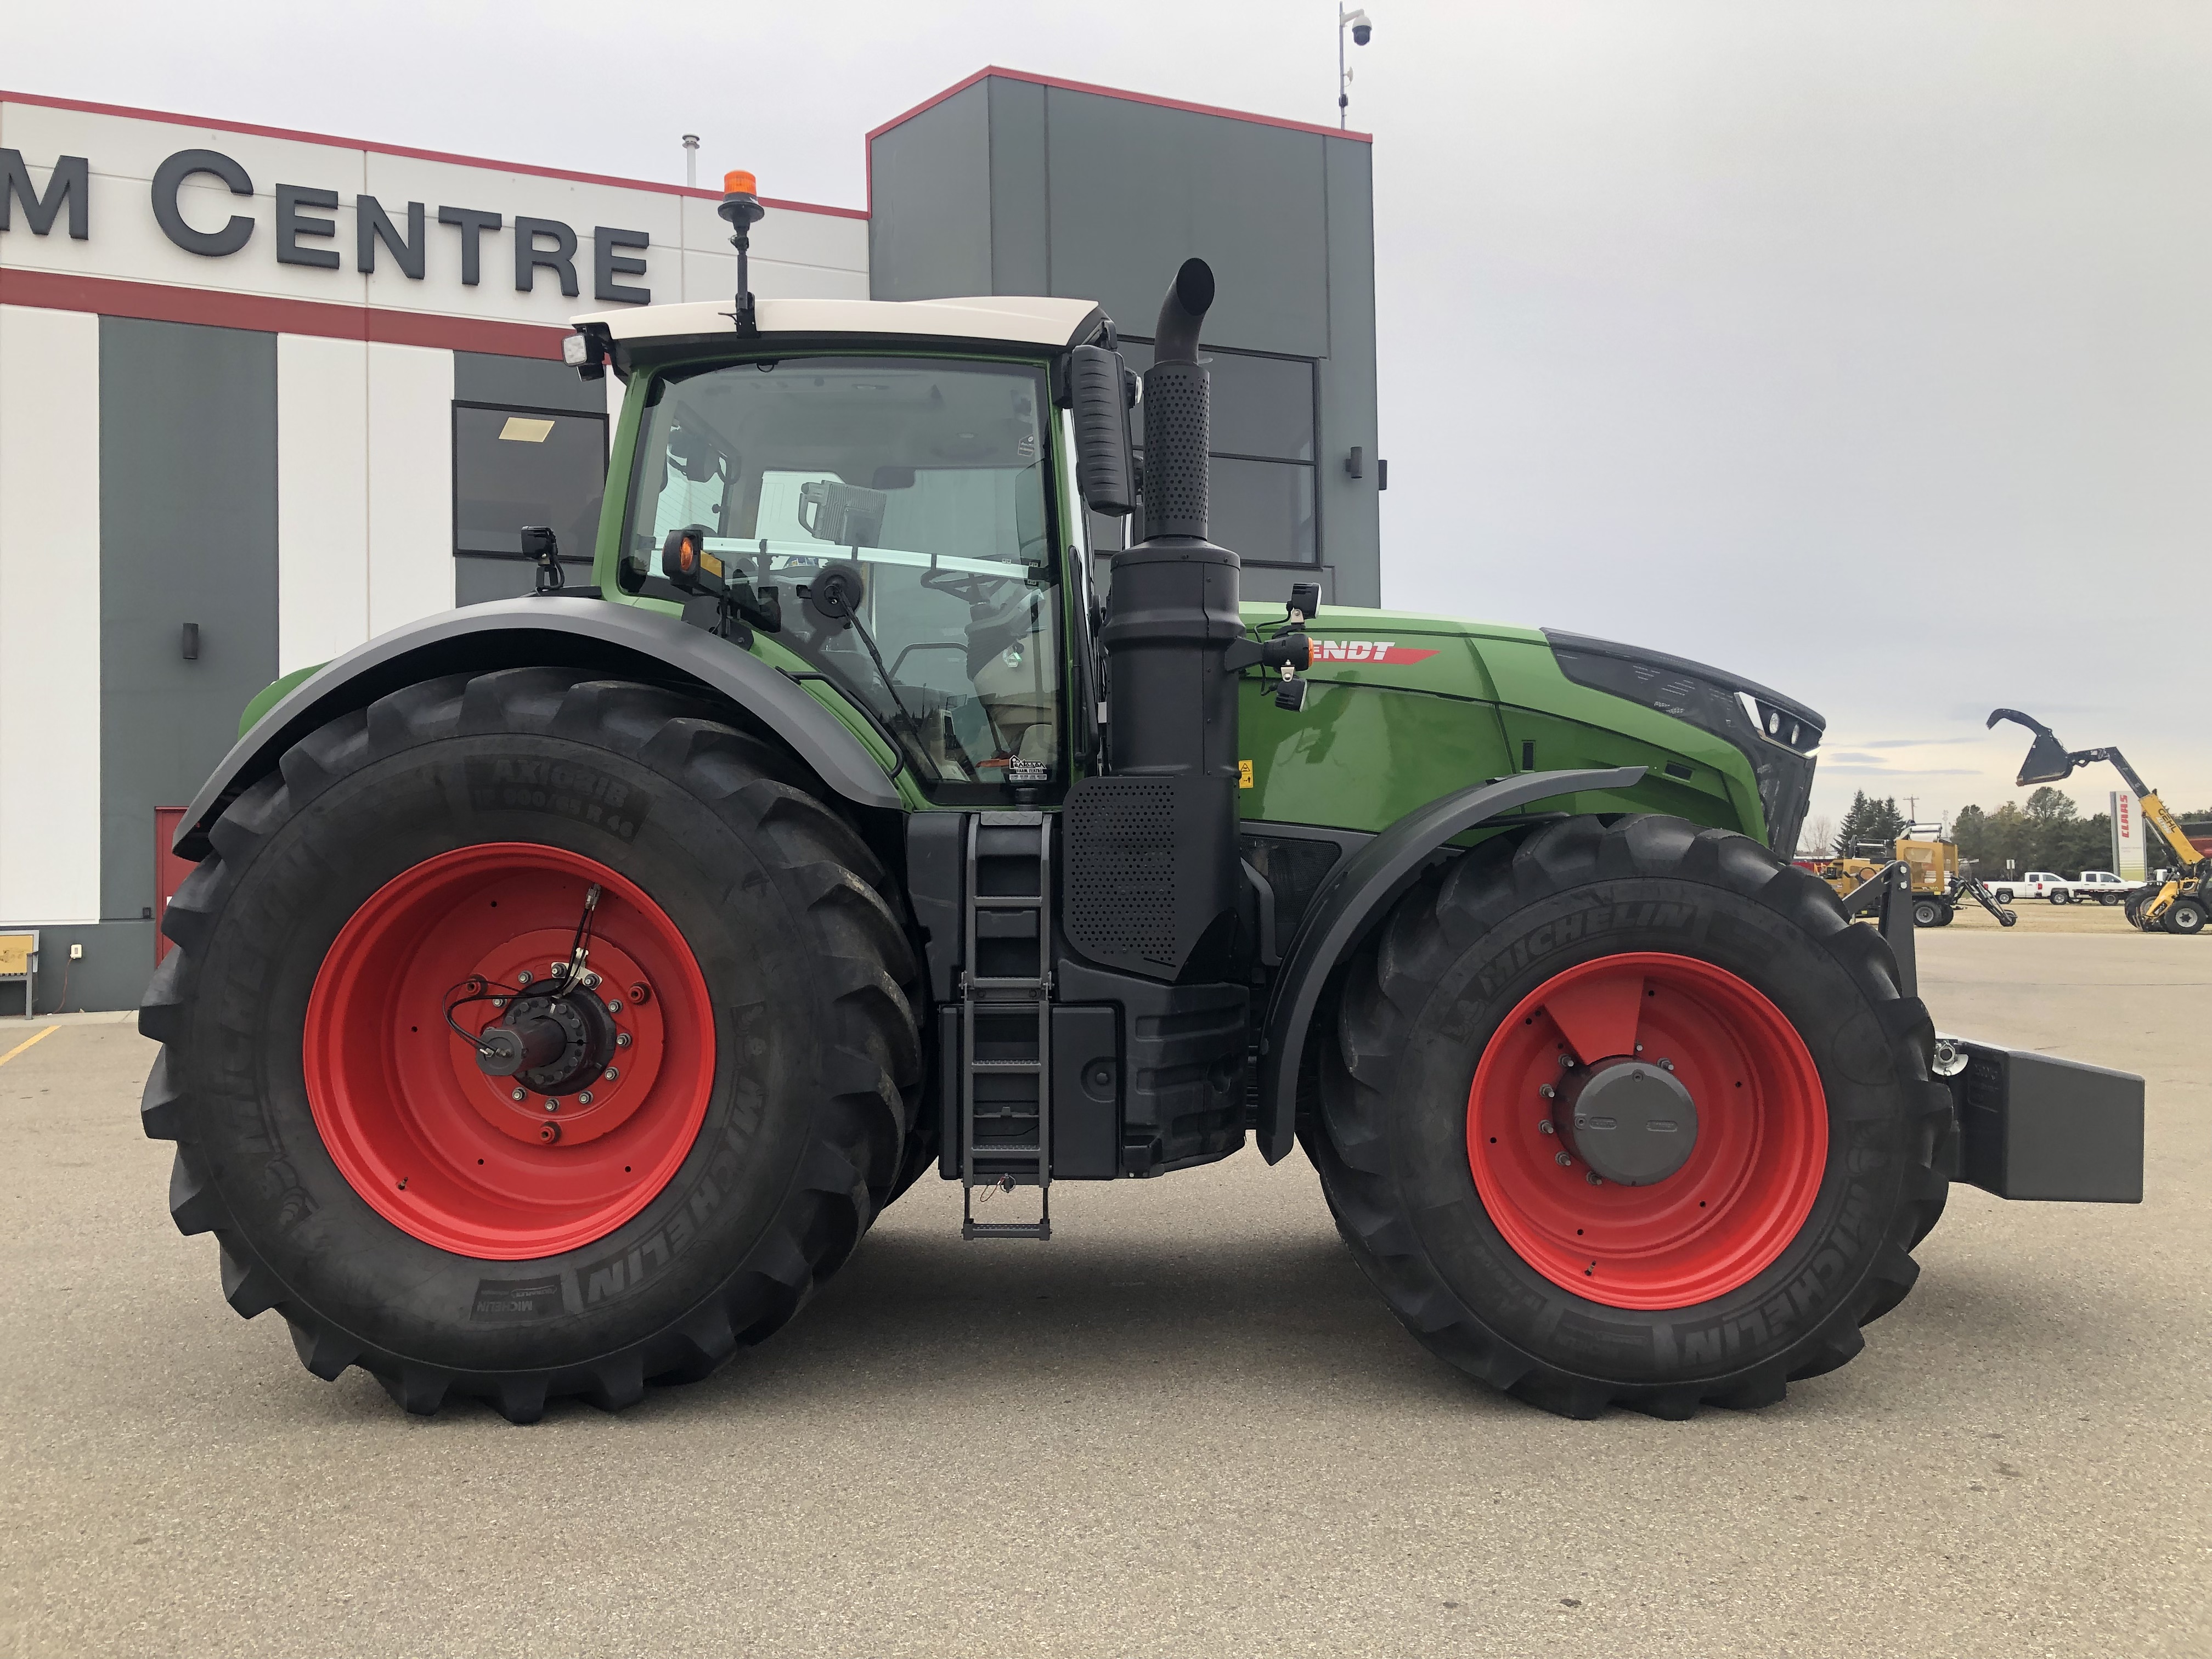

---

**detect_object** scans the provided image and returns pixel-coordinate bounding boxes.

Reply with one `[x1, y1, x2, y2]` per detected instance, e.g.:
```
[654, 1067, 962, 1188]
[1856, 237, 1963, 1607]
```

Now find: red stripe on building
[865, 66, 1372, 146]
[864, 66, 1372, 219]
[0, 267, 571, 359]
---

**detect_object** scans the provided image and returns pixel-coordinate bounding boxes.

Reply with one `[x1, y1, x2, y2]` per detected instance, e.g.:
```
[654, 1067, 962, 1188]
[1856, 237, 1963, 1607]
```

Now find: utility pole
[1338, 7, 1374, 129]
[682, 134, 700, 190]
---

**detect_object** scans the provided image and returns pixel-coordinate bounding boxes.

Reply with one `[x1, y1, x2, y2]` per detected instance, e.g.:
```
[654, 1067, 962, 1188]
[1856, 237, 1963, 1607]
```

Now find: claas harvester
[143, 177, 2143, 1422]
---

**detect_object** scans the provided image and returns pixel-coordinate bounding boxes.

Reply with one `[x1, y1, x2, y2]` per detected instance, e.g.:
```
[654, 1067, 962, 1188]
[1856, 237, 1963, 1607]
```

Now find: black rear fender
[171, 597, 902, 860]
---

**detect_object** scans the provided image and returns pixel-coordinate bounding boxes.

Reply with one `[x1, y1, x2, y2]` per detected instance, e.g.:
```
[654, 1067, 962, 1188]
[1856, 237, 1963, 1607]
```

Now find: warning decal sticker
[1308, 639, 1441, 666]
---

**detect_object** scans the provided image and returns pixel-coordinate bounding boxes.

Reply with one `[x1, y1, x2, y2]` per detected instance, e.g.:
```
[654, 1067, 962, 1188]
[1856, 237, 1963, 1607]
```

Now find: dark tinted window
[1212, 457, 1316, 564]
[453, 403, 607, 601]
[1121, 340, 1318, 566]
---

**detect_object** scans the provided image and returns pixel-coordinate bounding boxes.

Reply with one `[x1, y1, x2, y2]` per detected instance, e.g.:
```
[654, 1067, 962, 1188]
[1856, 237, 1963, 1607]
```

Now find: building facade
[0, 70, 1378, 1011]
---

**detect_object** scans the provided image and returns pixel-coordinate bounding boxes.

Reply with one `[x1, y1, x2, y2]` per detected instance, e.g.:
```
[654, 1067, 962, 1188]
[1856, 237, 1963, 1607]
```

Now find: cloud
[1854, 737, 1990, 749]
[1821, 764, 1982, 776]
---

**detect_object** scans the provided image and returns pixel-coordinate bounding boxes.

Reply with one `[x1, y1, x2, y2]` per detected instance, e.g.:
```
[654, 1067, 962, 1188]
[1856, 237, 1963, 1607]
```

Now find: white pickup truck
[1984, 870, 2142, 905]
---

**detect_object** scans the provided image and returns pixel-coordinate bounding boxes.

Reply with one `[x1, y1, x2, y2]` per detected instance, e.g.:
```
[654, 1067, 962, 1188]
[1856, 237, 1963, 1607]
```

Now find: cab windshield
[622, 356, 1063, 791]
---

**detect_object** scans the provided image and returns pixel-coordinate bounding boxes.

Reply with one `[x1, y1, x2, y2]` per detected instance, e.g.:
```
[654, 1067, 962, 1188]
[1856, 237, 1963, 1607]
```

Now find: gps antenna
[719, 170, 767, 337]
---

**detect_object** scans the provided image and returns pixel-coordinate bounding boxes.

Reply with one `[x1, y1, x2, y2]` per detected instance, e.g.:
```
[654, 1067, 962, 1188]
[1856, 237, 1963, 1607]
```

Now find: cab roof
[572, 295, 1104, 351]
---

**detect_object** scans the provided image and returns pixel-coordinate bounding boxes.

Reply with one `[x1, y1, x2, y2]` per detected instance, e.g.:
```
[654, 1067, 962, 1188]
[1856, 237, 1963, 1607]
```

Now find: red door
[154, 808, 194, 964]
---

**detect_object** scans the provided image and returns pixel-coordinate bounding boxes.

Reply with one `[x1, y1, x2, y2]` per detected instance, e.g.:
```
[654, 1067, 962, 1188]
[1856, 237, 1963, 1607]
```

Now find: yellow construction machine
[1814, 834, 2016, 928]
[1987, 709, 2207, 935]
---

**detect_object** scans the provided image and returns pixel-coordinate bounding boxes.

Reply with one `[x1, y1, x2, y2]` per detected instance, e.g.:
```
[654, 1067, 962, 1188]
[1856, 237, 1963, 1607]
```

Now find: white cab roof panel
[574, 295, 1101, 349]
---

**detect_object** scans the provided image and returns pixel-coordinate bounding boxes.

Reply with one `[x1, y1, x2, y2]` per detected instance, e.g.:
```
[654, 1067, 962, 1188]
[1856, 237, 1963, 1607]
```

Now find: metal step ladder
[960, 809, 1052, 1240]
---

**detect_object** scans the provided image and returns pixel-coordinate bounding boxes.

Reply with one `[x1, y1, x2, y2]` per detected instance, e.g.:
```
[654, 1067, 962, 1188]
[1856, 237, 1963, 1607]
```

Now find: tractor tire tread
[1305, 814, 1945, 1420]
[142, 667, 921, 1419]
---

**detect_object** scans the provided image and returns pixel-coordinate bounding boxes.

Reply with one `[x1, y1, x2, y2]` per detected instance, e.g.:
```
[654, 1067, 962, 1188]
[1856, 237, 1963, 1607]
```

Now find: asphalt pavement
[2, 927, 2205, 1658]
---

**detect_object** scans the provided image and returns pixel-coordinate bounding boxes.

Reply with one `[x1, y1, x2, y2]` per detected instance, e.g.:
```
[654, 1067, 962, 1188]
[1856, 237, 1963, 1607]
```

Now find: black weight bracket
[1839, 859, 1918, 998]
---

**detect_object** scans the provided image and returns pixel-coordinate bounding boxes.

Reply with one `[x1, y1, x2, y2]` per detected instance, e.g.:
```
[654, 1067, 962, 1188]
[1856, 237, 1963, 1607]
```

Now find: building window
[452, 402, 608, 603]
[1099, 342, 1319, 567]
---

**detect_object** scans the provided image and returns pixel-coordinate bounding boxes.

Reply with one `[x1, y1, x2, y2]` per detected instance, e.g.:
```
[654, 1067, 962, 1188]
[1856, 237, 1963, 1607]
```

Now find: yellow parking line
[0, 1025, 60, 1067]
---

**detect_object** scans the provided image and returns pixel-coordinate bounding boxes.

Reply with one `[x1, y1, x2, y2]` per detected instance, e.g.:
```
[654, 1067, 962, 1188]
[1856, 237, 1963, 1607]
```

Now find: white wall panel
[276, 334, 370, 673]
[0, 306, 102, 924]
[366, 342, 454, 635]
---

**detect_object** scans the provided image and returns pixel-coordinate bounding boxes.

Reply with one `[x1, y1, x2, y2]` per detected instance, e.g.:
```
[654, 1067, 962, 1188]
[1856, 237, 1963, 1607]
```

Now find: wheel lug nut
[615, 1032, 633, 1048]
[606, 999, 624, 1015]
[516, 970, 533, 985]
[579, 1091, 595, 1105]
[1658, 1058, 1675, 1073]
[1555, 1150, 1573, 1167]
[510, 1087, 527, 1102]
[583, 971, 600, 989]
[1557, 1053, 1575, 1069]
[1586, 1169, 1604, 1186]
[1538, 1119, 1555, 1136]
[1537, 1083, 1556, 1100]
[602, 1066, 618, 1081]
[544, 1098, 560, 1112]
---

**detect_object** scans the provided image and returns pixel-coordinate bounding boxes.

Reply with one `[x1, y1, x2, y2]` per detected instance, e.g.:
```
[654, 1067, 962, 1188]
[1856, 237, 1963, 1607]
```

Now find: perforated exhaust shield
[1141, 363, 1210, 541]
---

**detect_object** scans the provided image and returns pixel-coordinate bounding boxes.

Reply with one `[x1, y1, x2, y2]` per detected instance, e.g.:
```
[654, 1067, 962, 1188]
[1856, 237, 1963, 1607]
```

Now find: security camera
[1347, 8, 1373, 44]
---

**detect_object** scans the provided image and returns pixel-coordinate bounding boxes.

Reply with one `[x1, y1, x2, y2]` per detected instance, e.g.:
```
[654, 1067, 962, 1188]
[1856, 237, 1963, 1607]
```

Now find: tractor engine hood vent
[1542, 629, 1824, 856]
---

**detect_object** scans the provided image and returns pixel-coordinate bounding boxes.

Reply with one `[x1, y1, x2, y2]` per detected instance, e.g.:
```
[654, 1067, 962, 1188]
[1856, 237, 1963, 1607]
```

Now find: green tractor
[143, 184, 2142, 1423]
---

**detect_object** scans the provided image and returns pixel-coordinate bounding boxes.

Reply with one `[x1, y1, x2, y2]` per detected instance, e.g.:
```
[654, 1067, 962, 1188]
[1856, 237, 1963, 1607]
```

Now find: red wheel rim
[304, 844, 714, 1260]
[1465, 952, 1826, 1310]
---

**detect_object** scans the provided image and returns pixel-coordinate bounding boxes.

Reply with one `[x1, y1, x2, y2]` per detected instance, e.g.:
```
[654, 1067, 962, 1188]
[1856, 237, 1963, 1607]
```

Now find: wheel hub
[479, 988, 618, 1097]
[1559, 1057, 1698, 1186]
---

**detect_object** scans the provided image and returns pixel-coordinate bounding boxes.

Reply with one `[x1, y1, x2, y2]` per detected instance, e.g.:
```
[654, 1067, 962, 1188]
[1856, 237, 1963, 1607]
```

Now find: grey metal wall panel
[868, 84, 993, 300]
[1319, 137, 1380, 605]
[98, 317, 279, 928]
[1043, 88, 1330, 359]
[453, 350, 605, 414]
[986, 77, 1050, 297]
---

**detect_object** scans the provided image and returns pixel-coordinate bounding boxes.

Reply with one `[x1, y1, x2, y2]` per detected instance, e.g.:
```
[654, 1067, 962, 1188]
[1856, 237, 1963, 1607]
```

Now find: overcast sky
[18, 1, 2209, 835]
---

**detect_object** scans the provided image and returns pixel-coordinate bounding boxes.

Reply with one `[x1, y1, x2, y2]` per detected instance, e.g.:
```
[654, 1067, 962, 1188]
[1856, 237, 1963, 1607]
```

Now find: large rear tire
[142, 668, 921, 1419]
[1304, 815, 1950, 1419]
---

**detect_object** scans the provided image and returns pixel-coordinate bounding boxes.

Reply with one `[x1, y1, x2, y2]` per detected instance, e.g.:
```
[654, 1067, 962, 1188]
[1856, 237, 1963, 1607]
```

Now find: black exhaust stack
[1069, 259, 1246, 984]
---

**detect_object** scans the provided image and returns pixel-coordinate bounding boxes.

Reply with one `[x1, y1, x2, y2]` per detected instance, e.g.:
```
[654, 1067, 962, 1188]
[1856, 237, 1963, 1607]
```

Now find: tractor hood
[1235, 603, 1822, 854]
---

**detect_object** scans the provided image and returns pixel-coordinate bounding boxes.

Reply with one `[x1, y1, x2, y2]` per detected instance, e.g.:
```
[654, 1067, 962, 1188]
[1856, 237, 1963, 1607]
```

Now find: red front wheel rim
[304, 844, 714, 1260]
[1466, 952, 1827, 1311]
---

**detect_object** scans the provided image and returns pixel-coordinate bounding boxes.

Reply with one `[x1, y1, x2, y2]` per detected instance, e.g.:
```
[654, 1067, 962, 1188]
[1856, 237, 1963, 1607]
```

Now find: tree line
[1821, 787, 2208, 878]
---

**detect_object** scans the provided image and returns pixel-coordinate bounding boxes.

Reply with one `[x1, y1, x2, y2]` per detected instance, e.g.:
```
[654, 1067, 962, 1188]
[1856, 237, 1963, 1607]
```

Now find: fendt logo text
[1309, 639, 1440, 665]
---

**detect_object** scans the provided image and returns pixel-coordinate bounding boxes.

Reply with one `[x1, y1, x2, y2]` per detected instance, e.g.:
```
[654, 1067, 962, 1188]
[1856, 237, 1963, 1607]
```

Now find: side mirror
[1988, 708, 2078, 787]
[1067, 344, 1134, 518]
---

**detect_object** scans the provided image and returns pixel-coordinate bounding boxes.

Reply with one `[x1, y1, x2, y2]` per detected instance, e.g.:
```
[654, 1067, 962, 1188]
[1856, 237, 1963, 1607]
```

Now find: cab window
[622, 357, 1062, 796]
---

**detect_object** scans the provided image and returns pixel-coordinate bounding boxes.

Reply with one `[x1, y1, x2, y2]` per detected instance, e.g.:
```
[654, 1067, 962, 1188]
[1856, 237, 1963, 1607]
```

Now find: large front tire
[1305, 815, 1949, 1419]
[142, 669, 921, 1420]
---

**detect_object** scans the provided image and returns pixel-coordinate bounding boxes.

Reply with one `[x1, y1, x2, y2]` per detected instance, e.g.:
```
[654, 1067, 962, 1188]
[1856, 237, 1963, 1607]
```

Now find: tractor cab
[568, 292, 1116, 806]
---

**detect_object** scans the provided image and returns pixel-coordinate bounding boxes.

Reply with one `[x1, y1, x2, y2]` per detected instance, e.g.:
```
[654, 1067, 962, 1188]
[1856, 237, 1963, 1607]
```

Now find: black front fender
[1255, 766, 1647, 1164]
[172, 597, 902, 859]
